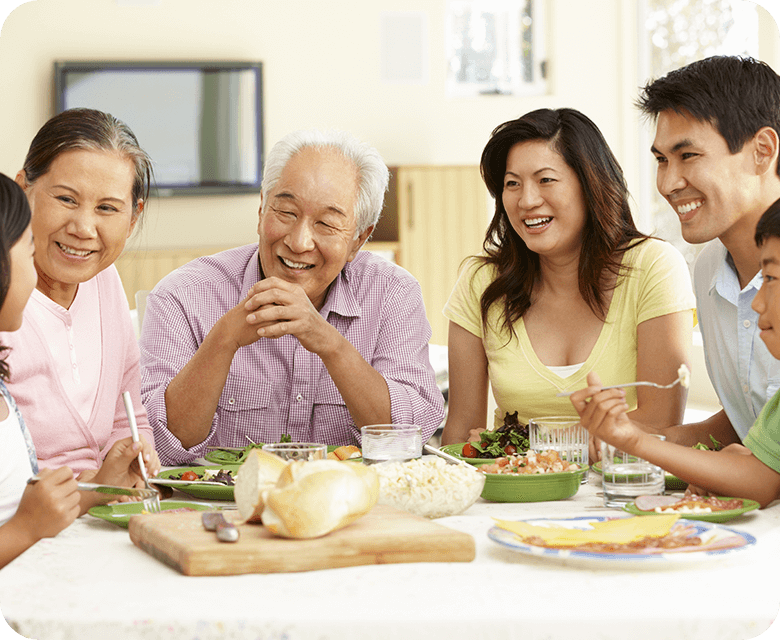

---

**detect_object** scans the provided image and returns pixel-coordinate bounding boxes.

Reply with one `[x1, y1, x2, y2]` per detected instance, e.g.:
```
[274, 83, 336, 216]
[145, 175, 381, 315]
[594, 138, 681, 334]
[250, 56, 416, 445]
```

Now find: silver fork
[556, 373, 685, 397]
[423, 444, 480, 472]
[122, 392, 161, 513]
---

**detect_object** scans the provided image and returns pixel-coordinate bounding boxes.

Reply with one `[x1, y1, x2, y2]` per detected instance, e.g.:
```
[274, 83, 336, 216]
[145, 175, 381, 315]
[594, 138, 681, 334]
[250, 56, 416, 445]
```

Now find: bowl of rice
[372, 456, 485, 518]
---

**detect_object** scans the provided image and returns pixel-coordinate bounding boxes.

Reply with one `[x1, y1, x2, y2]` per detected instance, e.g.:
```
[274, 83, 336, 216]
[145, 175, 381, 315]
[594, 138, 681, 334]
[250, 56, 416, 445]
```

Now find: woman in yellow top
[441, 108, 695, 454]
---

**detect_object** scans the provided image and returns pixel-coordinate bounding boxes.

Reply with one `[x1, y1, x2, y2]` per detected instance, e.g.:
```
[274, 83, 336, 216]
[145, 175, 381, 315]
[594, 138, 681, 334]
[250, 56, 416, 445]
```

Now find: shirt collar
[319, 259, 362, 319]
[241, 247, 263, 299]
[245, 248, 362, 319]
[711, 242, 762, 299]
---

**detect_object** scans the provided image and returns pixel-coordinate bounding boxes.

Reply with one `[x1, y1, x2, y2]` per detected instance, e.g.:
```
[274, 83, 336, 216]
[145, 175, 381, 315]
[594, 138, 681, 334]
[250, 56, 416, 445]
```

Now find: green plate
[622, 497, 760, 523]
[88, 500, 213, 528]
[204, 446, 261, 465]
[591, 461, 687, 490]
[204, 444, 361, 465]
[440, 443, 505, 466]
[480, 467, 587, 502]
[157, 465, 241, 500]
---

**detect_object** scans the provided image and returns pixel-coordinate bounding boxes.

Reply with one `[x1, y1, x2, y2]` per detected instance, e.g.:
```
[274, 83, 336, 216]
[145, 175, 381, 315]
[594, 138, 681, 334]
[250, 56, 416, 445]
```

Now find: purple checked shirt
[139, 245, 445, 464]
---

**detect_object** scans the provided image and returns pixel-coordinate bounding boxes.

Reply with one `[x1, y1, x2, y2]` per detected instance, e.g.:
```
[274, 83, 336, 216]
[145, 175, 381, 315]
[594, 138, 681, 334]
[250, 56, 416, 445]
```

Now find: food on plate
[327, 445, 362, 461]
[170, 469, 237, 485]
[234, 448, 289, 523]
[261, 460, 379, 539]
[494, 514, 749, 554]
[479, 449, 580, 475]
[373, 457, 485, 518]
[496, 513, 681, 548]
[677, 363, 691, 388]
[634, 494, 744, 514]
[463, 411, 530, 459]
[492, 514, 745, 554]
[206, 444, 263, 464]
[207, 436, 322, 464]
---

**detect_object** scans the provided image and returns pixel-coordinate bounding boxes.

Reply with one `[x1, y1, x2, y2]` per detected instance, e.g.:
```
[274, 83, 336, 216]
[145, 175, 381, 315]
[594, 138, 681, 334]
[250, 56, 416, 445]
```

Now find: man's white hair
[260, 129, 390, 237]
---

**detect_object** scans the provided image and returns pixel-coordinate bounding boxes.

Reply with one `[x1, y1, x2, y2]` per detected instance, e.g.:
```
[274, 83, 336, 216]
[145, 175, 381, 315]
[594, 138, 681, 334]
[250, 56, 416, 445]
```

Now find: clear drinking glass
[261, 442, 327, 462]
[601, 434, 666, 507]
[528, 416, 589, 480]
[360, 424, 422, 465]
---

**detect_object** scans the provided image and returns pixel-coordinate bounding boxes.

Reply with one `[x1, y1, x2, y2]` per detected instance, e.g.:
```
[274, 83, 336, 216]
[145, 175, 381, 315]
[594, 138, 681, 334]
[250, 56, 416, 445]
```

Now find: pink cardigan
[0, 266, 154, 475]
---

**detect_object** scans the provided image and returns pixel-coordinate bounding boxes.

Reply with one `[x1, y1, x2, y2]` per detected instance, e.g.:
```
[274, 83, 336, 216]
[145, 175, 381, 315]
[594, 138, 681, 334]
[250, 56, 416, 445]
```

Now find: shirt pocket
[312, 379, 352, 431]
[216, 377, 273, 446]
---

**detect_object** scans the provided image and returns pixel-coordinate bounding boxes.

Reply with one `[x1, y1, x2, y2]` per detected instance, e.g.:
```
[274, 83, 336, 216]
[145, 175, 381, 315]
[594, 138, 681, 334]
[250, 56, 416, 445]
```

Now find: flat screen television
[55, 61, 264, 197]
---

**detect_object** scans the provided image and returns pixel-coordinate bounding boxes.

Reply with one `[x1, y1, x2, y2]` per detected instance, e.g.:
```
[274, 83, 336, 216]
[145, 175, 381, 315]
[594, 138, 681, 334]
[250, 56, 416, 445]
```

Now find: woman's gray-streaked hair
[261, 129, 389, 236]
[21, 108, 153, 219]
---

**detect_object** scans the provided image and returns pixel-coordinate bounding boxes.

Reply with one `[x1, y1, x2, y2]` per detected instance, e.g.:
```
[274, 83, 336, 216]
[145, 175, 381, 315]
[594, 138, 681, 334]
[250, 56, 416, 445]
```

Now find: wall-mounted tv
[55, 61, 264, 197]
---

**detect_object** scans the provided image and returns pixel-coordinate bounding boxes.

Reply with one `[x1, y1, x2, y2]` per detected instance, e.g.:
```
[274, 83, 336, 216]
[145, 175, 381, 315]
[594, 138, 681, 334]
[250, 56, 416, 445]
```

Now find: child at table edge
[0, 173, 147, 569]
[569, 197, 780, 509]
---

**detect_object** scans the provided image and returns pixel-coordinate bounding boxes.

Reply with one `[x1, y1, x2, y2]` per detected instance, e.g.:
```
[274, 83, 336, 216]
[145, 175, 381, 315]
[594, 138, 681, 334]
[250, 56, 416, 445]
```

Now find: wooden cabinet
[370, 166, 491, 345]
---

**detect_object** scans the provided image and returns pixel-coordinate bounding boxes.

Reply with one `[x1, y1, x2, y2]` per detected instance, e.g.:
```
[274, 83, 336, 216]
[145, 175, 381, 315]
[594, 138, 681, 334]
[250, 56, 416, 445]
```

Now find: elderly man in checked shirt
[139, 130, 445, 464]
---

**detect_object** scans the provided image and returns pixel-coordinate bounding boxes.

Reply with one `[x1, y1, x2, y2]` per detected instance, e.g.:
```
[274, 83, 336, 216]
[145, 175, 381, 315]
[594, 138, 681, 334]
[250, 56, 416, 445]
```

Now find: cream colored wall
[0, 0, 665, 253]
[1, 0, 777, 419]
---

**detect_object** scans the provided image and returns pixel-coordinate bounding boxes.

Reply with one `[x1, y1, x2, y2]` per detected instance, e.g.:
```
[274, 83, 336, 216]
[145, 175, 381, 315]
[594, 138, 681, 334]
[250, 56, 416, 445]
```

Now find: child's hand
[569, 371, 638, 451]
[15, 467, 80, 541]
[91, 437, 152, 488]
[133, 443, 161, 479]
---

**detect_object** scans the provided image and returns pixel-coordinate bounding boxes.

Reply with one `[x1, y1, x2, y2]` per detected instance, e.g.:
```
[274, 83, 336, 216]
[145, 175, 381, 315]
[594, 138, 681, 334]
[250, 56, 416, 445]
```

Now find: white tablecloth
[1, 479, 779, 640]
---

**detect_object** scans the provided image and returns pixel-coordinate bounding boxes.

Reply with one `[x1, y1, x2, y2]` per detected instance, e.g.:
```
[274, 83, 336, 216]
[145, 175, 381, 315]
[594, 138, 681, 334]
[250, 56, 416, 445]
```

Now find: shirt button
[743, 385, 750, 394]
[72, 363, 77, 370]
[743, 320, 751, 328]
[228, 398, 235, 405]
[296, 394, 303, 402]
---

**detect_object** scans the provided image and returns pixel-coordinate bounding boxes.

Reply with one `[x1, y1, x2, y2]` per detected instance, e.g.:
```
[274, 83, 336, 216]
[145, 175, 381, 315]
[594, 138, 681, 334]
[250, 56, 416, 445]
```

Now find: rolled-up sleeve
[140, 287, 218, 464]
[370, 276, 445, 442]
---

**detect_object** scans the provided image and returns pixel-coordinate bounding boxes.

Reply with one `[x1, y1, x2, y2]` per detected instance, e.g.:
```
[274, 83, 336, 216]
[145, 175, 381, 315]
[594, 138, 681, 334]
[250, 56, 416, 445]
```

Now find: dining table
[0, 465, 778, 640]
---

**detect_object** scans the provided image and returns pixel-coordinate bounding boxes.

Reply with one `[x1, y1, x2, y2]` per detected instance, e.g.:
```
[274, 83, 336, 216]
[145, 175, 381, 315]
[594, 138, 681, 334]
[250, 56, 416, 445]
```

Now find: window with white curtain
[446, 0, 547, 97]
[639, 0, 759, 270]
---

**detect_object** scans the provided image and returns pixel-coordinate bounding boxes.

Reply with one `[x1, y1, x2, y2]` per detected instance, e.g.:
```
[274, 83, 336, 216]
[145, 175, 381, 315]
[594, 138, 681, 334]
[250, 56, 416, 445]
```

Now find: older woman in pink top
[0, 108, 160, 514]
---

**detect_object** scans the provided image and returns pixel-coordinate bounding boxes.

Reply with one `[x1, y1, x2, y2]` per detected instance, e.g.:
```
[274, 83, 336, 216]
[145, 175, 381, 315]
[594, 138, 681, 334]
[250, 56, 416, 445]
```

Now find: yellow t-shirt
[443, 238, 695, 428]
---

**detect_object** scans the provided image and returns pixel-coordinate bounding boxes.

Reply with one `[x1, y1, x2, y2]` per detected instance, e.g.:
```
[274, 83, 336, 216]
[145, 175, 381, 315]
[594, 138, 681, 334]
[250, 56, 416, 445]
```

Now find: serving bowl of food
[372, 456, 485, 518]
[478, 450, 587, 502]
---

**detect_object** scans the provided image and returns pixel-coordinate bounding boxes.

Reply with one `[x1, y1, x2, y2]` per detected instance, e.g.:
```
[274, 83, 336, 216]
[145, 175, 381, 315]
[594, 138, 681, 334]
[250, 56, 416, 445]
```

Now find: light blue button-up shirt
[694, 240, 780, 440]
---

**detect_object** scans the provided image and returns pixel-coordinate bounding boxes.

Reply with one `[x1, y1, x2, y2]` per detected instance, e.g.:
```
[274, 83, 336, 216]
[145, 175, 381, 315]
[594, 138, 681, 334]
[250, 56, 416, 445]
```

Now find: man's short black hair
[637, 56, 780, 176]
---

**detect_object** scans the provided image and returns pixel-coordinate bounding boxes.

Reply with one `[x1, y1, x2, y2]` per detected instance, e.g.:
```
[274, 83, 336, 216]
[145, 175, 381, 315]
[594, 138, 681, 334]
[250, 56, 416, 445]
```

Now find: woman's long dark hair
[477, 108, 650, 337]
[0, 173, 32, 381]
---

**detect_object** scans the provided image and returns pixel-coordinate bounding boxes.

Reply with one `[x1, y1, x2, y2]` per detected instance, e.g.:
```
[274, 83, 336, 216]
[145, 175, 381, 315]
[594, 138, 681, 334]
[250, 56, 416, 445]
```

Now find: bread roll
[234, 448, 288, 523]
[327, 445, 361, 460]
[262, 460, 379, 539]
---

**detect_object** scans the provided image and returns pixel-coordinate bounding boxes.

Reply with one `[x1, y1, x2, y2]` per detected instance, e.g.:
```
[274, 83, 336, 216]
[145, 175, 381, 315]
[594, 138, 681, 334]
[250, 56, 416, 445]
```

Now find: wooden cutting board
[128, 504, 475, 576]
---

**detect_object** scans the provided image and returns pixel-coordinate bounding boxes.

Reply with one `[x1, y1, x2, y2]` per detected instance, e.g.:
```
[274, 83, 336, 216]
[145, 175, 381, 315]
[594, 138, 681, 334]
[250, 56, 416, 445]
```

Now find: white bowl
[372, 456, 486, 518]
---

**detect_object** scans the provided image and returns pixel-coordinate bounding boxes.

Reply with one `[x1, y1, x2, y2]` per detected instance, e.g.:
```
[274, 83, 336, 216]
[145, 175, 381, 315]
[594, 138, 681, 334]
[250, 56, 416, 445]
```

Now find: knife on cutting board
[202, 511, 240, 543]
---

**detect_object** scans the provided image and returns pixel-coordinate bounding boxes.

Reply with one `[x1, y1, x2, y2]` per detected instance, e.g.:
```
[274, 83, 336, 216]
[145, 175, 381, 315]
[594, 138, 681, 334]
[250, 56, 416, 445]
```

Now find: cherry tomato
[180, 471, 199, 481]
[504, 444, 517, 455]
[461, 443, 478, 458]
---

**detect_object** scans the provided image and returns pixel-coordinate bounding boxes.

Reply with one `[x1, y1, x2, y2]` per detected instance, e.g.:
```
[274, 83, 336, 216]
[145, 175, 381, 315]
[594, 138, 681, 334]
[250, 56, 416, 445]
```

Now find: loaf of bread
[261, 460, 379, 539]
[233, 448, 288, 523]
